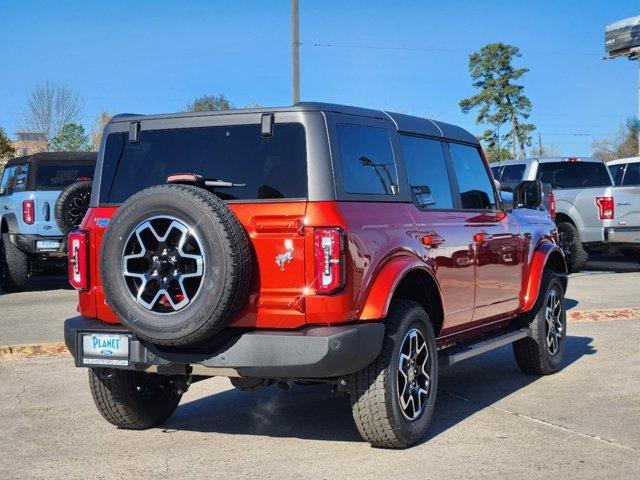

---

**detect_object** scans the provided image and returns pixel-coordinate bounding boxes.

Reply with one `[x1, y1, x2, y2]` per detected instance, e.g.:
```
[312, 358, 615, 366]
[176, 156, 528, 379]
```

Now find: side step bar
[438, 328, 530, 367]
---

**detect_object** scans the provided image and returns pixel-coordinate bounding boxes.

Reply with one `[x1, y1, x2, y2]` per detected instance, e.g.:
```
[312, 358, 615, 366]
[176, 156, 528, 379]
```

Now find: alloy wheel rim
[397, 328, 431, 421]
[122, 216, 205, 314]
[545, 289, 563, 355]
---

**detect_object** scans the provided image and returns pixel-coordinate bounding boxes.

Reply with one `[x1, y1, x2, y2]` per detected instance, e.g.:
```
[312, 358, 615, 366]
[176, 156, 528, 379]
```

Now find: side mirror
[514, 180, 542, 209]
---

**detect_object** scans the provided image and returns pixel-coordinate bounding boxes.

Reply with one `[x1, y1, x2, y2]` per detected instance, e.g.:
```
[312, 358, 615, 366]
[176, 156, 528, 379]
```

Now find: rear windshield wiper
[166, 173, 246, 188]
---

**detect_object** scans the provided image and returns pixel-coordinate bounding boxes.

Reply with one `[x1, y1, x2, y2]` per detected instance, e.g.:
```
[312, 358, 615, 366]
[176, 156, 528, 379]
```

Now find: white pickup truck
[492, 157, 640, 272]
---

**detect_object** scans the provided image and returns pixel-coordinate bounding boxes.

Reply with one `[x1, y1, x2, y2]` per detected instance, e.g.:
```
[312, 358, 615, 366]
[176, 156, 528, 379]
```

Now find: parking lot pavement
[0, 275, 76, 346]
[1, 318, 638, 480]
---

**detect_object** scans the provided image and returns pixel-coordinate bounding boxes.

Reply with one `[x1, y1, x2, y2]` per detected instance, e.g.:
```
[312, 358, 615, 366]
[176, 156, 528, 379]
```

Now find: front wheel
[349, 300, 438, 448]
[88, 368, 182, 429]
[513, 271, 567, 375]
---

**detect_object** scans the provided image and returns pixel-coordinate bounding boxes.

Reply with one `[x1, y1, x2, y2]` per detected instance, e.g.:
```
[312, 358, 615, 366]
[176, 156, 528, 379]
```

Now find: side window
[0, 166, 16, 194]
[449, 143, 498, 210]
[12, 165, 29, 192]
[623, 163, 640, 185]
[490, 166, 503, 181]
[337, 124, 398, 195]
[400, 135, 453, 209]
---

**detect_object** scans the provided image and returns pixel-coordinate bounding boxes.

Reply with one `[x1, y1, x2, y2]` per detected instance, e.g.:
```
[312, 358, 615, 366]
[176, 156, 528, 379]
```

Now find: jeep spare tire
[55, 180, 93, 235]
[100, 184, 252, 346]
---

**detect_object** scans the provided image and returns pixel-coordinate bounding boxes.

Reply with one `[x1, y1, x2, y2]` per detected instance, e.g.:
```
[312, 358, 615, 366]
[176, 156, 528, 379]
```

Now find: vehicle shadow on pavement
[582, 254, 640, 273]
[164, 335, 595, 444]
[0, 274, 71, 297]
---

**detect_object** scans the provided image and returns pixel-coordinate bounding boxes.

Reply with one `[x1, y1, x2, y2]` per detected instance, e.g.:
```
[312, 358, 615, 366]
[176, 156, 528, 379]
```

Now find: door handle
[421, 233, 445, 248]
[473, 231, 493, 243]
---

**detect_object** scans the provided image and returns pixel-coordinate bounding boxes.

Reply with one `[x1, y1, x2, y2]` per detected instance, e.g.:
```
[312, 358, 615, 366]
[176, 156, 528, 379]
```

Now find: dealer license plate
[82, 333, 129, 366]
[36, 240, 60, 251]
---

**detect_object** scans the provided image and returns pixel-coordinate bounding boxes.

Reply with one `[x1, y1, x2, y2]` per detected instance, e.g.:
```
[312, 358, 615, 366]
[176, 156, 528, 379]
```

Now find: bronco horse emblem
[275, 239, 294, 271]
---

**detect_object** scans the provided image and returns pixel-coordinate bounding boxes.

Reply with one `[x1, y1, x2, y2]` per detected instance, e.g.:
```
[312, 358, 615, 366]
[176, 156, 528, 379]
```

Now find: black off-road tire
[89, 368, 182, 429]
[349, 300, 438, 448]
[55, 180, 93, 235]
[557, 222, 588, 273]
[513, 271, 566, 375]
[0, 233, 29, 292]
[100, 184, 252, 346]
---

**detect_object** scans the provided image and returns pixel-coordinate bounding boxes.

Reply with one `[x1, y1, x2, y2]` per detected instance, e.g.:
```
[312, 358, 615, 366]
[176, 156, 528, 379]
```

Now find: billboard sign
[605, 15, 640, 57]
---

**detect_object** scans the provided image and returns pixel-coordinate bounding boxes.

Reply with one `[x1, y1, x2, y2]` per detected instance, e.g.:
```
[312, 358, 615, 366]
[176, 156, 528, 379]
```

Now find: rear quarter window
[537, 162, 612, 189]
[336, 124, 398, 195]
[101, 123, 307, 204]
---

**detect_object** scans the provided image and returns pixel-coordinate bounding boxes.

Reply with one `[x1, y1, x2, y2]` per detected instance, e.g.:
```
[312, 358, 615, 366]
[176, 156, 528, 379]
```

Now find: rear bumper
[64, 316, 385, 379]
[604, 227, 640, 246]
[10, 233, 67, 256]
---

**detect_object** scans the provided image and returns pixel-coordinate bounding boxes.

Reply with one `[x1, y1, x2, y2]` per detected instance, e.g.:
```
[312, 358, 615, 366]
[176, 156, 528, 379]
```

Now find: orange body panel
[77, 198, 563, 341]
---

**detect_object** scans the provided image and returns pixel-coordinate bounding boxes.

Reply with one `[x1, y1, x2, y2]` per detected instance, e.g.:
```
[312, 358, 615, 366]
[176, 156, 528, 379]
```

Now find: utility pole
[538, 131, 543, 156]
[291, 0, 300, 105]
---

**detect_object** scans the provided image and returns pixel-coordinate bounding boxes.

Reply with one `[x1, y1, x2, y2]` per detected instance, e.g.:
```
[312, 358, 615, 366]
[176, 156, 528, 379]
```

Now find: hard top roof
[6, 151, 97, 167]
[109, 102, 478, 145]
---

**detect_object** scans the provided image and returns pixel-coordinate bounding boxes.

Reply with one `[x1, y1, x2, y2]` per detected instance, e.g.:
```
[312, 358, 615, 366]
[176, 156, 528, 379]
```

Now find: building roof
[109, 102, 479, 145]
[6, 151, 97, 167]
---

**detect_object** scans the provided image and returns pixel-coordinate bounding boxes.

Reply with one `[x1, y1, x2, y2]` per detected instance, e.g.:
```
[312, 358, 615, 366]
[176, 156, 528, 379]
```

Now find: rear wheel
[557, 222, 588, 273]
[349, 300, 438, 448]
[0, 233, 29, 292]
[88, 368, 182, 429]
[513, 271, 566, 375]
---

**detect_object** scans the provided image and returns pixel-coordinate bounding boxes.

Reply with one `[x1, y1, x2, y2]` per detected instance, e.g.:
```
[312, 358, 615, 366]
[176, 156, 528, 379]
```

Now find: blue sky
[0, 0, 637, 155]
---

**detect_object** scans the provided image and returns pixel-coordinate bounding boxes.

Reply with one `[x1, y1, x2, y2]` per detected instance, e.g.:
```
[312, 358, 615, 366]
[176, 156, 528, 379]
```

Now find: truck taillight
[22, 200, 35, 224]
[314, 228, 345, 294]
[596, 197, 614, 220]
[68, 231, 89, 290]
[548, 192, 556, 219]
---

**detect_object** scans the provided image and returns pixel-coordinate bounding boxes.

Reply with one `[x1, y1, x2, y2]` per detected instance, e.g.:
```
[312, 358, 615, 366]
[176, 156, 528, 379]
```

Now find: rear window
[623, 162, 640, 185]
[34, 163, 95, 190]
[101, 123, 307, 204]
[537, 161, 612, 189]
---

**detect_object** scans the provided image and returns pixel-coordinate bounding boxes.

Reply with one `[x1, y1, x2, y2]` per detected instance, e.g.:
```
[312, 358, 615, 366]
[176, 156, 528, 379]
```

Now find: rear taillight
[314, 228, 345, 294]
[22, 200, 35, 224]
[596, 197, 614, 220]
[68, 231, 89, 290]
[548, 192, 556, 219]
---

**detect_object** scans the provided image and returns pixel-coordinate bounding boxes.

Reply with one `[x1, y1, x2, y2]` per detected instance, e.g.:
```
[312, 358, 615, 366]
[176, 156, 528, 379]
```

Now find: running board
[438, 328, 530, 367]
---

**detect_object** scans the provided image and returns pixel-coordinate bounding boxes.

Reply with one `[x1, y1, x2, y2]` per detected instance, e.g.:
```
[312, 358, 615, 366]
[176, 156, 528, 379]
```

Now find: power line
[304, 42, 602, 57]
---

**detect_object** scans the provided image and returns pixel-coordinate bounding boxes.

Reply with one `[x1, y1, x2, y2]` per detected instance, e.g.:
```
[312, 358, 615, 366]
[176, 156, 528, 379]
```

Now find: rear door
[400, 134, 475, 332]
[448, 143, 522, 324]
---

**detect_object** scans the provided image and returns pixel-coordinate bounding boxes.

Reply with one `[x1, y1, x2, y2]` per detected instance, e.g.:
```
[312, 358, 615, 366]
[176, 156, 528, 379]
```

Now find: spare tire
[100, 184, 252, 346]
[55, 181, 93, 235]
